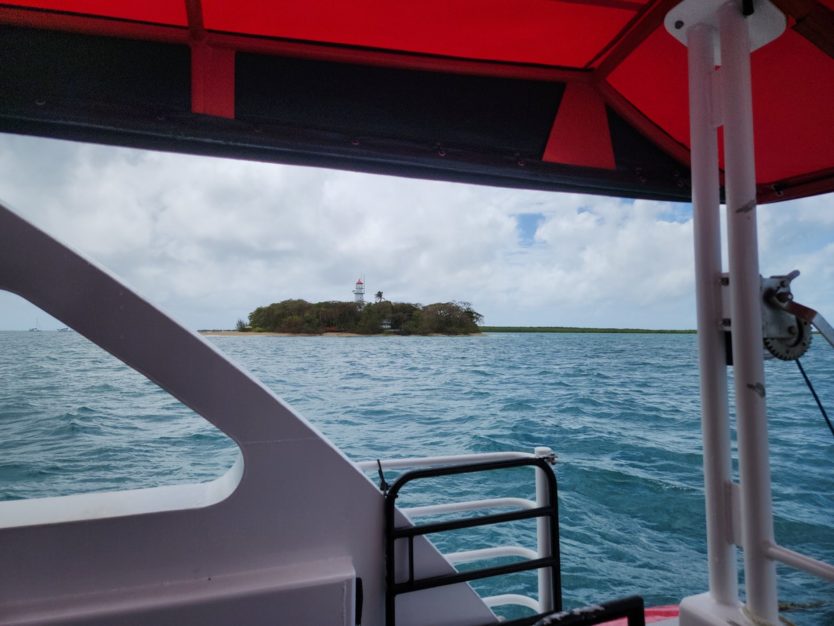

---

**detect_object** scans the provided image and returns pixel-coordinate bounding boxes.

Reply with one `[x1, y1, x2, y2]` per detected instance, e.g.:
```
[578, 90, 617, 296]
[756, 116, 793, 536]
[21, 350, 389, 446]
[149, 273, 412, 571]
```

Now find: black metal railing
[384, 456, 561, 625]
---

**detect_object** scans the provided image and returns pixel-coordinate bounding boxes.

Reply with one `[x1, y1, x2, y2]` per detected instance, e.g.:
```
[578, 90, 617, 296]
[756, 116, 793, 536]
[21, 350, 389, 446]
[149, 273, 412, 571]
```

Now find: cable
[795, 359, 834, 439]
[376, 459, 390, 494]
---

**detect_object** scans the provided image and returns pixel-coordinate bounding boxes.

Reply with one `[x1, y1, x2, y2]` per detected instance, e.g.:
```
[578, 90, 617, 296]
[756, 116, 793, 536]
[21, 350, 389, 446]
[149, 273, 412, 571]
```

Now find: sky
[1, 132, 833, 331]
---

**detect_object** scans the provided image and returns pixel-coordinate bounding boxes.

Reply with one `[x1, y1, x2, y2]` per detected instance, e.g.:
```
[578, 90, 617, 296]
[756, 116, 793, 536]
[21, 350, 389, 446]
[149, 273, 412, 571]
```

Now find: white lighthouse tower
[353, 277, 365, 306]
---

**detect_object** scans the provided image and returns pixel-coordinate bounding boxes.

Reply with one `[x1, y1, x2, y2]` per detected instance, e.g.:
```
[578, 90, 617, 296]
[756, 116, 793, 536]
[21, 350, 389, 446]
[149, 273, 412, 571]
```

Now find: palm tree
[375, 291, 384, 303]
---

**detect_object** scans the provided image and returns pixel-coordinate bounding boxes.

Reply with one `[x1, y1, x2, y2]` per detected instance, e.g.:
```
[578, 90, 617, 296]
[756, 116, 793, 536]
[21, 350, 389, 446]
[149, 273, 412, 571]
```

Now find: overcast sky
[1, 133, 832, 331]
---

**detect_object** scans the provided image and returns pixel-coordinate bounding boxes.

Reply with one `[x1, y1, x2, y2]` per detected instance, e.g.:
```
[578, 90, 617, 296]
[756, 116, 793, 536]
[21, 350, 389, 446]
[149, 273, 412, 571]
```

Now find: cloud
[757, 195, 834, 317]
[0, 133, 832, 331]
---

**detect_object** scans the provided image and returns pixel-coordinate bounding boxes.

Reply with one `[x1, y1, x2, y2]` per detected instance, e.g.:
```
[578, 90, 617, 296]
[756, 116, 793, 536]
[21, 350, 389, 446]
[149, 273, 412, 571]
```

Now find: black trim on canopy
[0, 25, 693, 200]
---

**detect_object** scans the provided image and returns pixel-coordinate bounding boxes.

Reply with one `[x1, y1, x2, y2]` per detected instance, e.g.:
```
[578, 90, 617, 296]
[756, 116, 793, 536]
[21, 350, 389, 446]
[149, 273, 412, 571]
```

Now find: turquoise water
[1, 331, 832, 623]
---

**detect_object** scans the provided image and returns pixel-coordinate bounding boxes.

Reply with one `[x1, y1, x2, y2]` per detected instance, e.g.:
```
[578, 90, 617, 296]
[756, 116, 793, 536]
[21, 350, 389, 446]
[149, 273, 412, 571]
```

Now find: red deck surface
[603, 604, 680, 624]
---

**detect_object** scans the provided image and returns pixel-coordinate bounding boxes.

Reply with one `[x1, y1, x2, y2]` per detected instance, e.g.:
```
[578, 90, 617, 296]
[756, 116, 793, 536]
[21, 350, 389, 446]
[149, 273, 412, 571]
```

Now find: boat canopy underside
[0, 1, 832, 203]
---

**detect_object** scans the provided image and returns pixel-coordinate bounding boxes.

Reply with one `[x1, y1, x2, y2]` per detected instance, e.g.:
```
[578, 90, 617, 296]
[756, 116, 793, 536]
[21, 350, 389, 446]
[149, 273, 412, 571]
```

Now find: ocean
[1, 330, 832, 624]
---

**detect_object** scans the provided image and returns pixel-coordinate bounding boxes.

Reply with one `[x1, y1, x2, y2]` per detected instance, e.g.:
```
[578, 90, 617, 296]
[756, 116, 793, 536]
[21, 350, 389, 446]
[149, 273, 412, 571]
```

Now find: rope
[795, 359, 834, 439]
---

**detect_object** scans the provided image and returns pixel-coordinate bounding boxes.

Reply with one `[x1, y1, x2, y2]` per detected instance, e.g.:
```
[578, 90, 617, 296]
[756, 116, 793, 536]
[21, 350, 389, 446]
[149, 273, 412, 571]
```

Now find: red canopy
[0, 0, 831, 202]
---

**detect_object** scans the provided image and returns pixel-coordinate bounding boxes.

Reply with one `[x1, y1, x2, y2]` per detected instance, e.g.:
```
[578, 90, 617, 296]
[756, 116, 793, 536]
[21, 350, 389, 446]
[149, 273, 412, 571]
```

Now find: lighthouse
[353, 278, 365, 306]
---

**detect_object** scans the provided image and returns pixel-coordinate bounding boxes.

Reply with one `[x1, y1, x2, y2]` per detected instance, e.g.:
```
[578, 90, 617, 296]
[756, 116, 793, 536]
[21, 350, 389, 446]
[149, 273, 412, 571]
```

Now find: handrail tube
[394, 505, 551, 538]
[765, 544, 834, 582]
[446, 545, 539, 565]
[535, 446, 555, 613]
[386, 456, 557, 500]
[356, 451, 536, 472]
[392, 556, 555, 594]
[403, 497, 537, 518]
[483, 593, 541, 612]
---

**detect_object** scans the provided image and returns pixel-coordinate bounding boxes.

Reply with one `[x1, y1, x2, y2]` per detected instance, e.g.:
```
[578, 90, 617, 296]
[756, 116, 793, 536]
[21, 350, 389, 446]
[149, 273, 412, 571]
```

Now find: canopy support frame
[675, 1, 785, 625]
[686, 20, 738, 611]
[719, 5, 779, 624]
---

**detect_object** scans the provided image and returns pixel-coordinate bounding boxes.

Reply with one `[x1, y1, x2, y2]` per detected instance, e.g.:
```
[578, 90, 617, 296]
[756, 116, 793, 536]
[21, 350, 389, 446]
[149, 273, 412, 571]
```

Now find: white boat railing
[357, 447, 558, 616]
[764, 543, 834, 583]
[355, 450, 544, 472]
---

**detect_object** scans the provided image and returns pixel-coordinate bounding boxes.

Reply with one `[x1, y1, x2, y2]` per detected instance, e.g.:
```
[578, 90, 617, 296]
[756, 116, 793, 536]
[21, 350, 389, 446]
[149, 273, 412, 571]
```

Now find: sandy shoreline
[200, 331, 363, 337]
[199, 330, 484, 337]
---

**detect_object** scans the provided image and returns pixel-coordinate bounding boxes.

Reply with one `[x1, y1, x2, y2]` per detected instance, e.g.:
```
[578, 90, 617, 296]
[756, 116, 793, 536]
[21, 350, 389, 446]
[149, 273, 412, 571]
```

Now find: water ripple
[1, 331, 832, 623]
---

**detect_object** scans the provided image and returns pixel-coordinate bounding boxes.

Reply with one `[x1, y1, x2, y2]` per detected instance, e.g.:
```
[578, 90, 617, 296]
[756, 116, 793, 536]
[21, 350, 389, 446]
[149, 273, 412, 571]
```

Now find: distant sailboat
[28, 319, 40, 332]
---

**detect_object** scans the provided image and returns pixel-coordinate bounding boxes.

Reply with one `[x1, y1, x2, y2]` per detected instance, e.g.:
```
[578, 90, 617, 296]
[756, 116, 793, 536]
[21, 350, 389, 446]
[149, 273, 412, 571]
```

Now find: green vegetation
[245, 300, 482, 335]
[479, 326, 695, 334]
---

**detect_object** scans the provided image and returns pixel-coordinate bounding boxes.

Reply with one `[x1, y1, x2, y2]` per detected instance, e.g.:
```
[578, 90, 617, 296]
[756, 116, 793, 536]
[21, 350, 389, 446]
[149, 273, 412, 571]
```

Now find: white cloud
[0, 133, 833, 331]
[757, 195, 834, 317]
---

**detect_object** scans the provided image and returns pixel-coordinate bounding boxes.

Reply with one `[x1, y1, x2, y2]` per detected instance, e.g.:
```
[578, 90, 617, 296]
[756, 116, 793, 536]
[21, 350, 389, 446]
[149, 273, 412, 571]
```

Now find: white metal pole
[719, 3, 779, 623]
[686, 22, 739, 608]
[535, 446, 554, 613]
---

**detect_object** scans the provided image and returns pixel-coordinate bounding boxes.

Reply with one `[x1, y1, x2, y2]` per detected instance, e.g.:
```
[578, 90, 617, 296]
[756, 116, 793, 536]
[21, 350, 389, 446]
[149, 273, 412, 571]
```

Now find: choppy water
[1, 331, 832, 623]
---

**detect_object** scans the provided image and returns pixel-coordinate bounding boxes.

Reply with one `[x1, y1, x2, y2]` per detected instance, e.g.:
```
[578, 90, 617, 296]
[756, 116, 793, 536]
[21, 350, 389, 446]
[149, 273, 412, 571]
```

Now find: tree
[375, 291, 384, 303]
[244, 299, 481, 335]
[419, 302, 482, 334]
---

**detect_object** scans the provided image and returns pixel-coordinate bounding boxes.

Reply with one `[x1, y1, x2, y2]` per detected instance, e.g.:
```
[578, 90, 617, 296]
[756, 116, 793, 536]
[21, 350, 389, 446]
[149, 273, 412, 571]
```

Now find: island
[479, 326, 695, 334]
[238, 299, 482, 335]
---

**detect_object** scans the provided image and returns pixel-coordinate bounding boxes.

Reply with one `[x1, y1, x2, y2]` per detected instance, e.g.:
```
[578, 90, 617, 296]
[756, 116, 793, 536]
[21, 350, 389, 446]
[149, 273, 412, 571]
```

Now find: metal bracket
[665, 0, 786, 63]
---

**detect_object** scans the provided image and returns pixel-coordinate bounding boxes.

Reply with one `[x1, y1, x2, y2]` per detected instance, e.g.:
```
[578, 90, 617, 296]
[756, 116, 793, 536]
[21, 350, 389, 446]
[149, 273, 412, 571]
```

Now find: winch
[722, 270, 834, 362]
